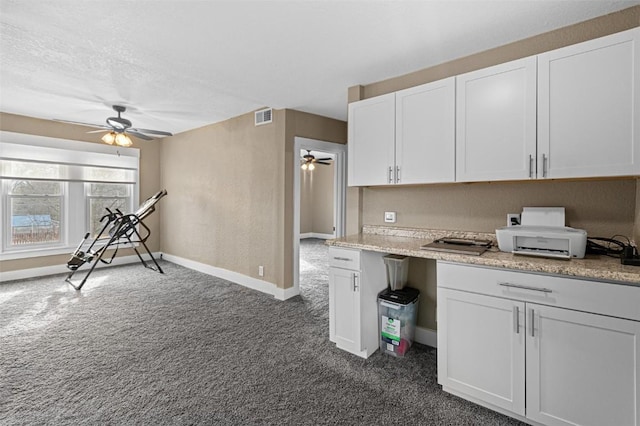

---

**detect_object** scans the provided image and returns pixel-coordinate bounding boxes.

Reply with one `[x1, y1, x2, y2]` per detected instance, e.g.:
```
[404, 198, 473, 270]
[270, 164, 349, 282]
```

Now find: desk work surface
[326, 225, 640, 286]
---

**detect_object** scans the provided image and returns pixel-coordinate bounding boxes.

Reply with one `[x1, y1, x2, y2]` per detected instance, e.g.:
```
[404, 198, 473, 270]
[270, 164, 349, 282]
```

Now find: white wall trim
[161, 253, 299, 301]
[0, 252, 161, 283]
[300, 232, 334, 240]
[414, 326, 438, 348]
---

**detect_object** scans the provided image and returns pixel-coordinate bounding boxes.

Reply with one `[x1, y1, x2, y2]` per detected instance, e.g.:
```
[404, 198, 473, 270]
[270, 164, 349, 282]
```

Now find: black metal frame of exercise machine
[65, 189, 167, 290]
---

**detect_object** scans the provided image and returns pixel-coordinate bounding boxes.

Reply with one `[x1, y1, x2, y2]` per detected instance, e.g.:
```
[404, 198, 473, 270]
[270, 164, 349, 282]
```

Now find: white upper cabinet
[537, 27, 640, 179]
[456, 57, 537, 182]
[396, 77, 456, 184]
[349, 28, 639, 185]
[348, 93, 395, 186]
[348, 78, 456, 186]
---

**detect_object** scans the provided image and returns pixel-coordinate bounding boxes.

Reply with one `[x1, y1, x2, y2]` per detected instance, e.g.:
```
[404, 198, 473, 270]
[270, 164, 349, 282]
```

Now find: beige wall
[160, 110, 285, 285]
[312, 162, 334, 235]
[300, 169, 313, 234]
[0, 112, 162, 273]
[161, 109, 346, 289]
[363, 179, 636, 238]
[300, 161, 335, 235]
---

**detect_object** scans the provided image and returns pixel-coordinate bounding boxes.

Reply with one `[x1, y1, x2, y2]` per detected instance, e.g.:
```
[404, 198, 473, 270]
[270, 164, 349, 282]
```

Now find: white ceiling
[1, 1, 639, 136]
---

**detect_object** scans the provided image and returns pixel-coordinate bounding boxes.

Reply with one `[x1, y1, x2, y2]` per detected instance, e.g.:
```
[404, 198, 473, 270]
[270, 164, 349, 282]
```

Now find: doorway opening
[293, 137, 347, 297]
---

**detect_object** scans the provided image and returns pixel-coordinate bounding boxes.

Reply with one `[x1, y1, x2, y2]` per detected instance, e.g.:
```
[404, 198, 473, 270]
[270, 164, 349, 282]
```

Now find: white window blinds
[0, 132, 139, 184]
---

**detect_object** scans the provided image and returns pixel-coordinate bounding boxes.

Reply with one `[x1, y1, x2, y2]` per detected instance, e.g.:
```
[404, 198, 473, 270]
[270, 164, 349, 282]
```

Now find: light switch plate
[384, 211, 396, 223]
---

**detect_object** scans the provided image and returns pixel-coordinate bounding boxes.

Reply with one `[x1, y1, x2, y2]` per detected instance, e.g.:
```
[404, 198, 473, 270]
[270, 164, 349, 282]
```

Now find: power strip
[621, 245, 640, 266]
[621, 256, 640, 266]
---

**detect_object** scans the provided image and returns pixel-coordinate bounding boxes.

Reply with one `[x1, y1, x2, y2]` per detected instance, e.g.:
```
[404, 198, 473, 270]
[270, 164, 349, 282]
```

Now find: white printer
[496, 207, 587, 259]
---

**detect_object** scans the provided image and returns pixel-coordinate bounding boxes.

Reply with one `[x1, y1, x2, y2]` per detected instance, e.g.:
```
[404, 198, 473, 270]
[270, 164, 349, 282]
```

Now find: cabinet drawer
[329, 247, 361, 270]
[437, 261, 640, 321]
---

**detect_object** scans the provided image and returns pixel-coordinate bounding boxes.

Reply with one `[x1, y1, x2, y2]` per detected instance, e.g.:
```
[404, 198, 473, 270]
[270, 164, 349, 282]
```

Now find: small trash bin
[383, 254, 409, 290]
[378, 287, 420, 357]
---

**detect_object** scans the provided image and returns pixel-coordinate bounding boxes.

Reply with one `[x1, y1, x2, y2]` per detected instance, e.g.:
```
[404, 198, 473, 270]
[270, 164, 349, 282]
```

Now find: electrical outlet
[384, 211, 396, 223]
[507, 213, 521, 227]
[258, 265, 264, 277]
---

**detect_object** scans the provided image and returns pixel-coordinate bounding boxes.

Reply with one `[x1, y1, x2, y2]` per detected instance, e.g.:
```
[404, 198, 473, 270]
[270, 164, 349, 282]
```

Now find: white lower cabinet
[437, 262, 640, 426]
[438, 288, 525, 415]
[329, 247, 387, 358]
[526, 304, 640, 426]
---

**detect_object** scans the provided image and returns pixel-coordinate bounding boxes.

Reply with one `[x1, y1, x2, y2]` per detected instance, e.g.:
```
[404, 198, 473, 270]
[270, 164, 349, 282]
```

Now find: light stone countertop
[326, 225, 640, 286]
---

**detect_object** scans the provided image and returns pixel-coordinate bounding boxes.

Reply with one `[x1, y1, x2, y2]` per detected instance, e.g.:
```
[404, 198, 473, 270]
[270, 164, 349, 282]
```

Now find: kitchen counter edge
[326, 232, 640, 286]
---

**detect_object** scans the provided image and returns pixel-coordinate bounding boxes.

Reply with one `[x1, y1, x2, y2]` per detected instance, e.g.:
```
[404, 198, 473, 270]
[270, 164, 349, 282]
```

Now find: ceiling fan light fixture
[301, 163, 308, 170]
[115, 133, 133, 147]
[101, 131, 116, 145]
[308, 163, 315, 171]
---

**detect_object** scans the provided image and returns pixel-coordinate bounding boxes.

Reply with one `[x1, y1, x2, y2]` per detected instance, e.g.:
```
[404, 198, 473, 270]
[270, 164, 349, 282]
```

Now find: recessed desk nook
[327, 224, 640, 426]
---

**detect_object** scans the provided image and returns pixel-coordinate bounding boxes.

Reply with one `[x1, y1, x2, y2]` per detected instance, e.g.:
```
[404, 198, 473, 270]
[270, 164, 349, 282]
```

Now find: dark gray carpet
[0, 243, 524, 425]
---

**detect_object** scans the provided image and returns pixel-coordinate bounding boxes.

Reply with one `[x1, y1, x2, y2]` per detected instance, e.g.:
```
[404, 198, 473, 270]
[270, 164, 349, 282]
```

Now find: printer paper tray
[513, 248, 571, 260]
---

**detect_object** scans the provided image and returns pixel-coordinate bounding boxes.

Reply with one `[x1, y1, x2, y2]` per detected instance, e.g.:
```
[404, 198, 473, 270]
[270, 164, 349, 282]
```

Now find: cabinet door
[456, 57, 537, 182]
[526, 303, 640, 426]
[395, 77, 455, 184]
[438, 288, 525, 415]
[329, 267, 361, 352]
[538, 28, 640, 179]
[347, 93, 395, 186]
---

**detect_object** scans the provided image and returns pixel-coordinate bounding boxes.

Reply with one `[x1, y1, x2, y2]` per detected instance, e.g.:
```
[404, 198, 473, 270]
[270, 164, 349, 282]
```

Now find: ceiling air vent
[255, 108, 273, 126]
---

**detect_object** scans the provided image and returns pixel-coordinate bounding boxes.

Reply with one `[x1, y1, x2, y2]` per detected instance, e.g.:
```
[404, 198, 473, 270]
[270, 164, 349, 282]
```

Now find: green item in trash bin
[381, 315, 401, 342]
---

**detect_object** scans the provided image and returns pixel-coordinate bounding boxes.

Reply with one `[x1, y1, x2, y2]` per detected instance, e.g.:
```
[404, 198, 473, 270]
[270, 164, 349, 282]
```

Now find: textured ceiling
[1, 1, 639, 136]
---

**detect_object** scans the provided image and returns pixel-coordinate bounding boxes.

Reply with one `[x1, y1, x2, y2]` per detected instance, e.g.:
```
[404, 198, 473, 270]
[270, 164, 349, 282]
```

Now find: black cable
[586, 236, 627, 258]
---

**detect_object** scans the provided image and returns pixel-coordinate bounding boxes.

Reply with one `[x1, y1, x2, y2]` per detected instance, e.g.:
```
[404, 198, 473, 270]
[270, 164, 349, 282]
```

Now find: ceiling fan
[300, 150, 332, 170]
[55, 105, 173, 147]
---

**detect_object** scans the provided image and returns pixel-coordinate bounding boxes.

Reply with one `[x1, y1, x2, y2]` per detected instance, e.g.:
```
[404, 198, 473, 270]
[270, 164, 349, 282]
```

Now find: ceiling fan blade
[53, 119, 111, 130]
[87, 129, 112, 134]
[126, 130, 154, 141]
[128, 127, 173, 137]
[316, 161, 332, 165]
[316, 157, 332, 161]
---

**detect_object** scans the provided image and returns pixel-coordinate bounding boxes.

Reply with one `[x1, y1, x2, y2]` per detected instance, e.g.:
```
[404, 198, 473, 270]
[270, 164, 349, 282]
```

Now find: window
[0, 132, 139, 259]
[8, 180, 63, 247]
[87, 183, 131, 238]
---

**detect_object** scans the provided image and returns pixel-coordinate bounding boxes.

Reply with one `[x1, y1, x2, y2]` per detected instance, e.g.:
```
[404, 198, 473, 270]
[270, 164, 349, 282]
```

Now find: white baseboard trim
[300, 232, 334, 240]
[274, 285, 300, 301]
[0, 252, 162, 283]
[414, 326, 437, 348]
[161, 253, 298, 301]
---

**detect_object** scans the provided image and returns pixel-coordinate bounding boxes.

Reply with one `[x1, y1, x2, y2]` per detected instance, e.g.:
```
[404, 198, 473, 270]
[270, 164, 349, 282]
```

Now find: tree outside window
[87, 183, 132, 238]
[9, 180, 63, 246]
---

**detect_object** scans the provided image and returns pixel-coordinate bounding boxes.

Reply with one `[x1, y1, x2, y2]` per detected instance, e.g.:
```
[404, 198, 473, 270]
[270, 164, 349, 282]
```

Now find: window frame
[3, 179, 66, 251]
[0, 132, 139, 261]
[85, 183, 134, 239]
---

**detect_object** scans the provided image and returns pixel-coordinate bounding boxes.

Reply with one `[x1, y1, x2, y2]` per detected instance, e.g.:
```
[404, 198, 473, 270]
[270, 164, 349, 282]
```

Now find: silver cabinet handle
[529, 308, 535, 337]
[498, 282, 552, 293]
[353, 273, 359, 292]
[528, 155, 534, 178]
[513, 306, 520, 334]
[542, 154, 548, 178]
[388, 166, 393, 184]
[333, 256, 352, 262]
[396, 166, 400, 183]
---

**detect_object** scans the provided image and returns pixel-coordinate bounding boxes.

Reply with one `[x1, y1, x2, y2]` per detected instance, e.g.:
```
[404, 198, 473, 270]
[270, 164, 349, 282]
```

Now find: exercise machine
[65, 189, 167, 290]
